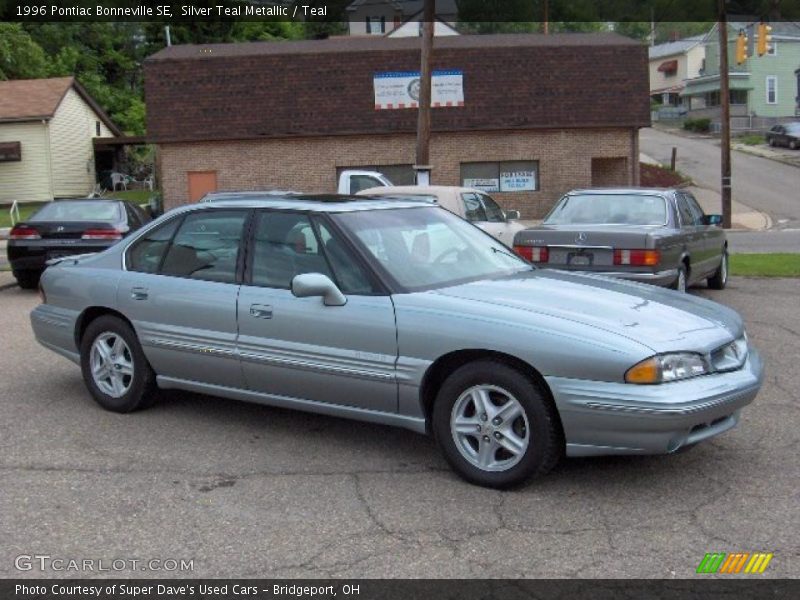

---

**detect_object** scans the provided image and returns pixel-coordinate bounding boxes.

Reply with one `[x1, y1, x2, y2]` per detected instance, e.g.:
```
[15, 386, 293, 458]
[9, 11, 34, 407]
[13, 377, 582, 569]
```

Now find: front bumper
[545, 348, 763, 456]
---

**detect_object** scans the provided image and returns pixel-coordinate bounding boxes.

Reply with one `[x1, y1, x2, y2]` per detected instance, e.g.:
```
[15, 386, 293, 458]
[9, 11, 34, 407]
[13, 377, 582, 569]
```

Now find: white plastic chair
[111, 172, 128, 191]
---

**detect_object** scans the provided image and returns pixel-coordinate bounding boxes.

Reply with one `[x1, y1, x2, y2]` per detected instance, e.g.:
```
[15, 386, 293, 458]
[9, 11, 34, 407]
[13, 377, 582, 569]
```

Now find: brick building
[145, 33, 650, 216]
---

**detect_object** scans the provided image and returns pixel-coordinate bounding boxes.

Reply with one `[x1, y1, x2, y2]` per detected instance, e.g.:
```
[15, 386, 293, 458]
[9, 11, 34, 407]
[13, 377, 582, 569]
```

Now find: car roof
[358, 185, 485, 196]
[565, 187, 676, 197]
[191, 193, 433, 213]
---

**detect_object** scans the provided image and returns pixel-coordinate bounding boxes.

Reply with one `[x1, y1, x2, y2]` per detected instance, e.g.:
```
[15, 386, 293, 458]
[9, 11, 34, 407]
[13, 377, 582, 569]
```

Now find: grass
[730, 254, 800, 277]
[1, 190, 156, 228]
[735, 134, 765, 146]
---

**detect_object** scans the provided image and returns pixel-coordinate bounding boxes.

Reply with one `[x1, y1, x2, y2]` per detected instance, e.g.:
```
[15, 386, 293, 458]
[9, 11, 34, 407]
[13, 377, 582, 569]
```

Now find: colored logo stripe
[697, 552, 773, 574]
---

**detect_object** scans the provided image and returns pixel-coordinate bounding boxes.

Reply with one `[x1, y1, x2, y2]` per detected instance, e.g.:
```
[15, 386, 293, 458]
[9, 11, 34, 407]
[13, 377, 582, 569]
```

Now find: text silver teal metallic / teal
[30, 196, 764, 488]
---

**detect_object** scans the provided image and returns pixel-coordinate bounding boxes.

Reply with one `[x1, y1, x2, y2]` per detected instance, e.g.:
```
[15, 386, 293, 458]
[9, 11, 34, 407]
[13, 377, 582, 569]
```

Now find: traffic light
[735, 30, 748, 65]
[757, 22, 773, 56]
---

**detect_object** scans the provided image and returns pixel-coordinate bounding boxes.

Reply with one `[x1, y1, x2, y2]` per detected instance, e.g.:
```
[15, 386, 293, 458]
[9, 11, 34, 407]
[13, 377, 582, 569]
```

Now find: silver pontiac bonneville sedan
[31, 195, 763, 488]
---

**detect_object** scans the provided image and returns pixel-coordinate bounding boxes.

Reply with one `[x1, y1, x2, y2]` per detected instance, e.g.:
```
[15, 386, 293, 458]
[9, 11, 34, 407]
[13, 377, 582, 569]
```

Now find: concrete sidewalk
[732, 143, 800, 168]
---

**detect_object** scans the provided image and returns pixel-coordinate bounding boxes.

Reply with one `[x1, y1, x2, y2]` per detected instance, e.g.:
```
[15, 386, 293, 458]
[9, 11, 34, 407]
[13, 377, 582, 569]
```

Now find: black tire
[707, 250, 728, 290]
[13, 270, 41, 290]
[432, 359, 562, 489]
[672, 263, 688, 293]
[790, 140, 799, 150]
[80, 315, 157, 413]
[768, 138, 775, 147]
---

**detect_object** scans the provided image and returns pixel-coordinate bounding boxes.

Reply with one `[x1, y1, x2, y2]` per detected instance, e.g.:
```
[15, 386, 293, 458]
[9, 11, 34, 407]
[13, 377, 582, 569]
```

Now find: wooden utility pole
[543, 0, 549, 35]
[414, 0, 435, 185]
[718, 0, 732, 228]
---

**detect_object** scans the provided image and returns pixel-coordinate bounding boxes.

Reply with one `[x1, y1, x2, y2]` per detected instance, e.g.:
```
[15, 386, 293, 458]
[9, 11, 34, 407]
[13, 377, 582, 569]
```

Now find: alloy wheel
[450, 384, 530, 472]
[90, 332, 134, 398]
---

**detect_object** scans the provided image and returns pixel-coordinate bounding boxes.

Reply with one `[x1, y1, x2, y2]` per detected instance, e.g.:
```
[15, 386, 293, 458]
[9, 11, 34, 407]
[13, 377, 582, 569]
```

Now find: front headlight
[625, 352, 709, 384]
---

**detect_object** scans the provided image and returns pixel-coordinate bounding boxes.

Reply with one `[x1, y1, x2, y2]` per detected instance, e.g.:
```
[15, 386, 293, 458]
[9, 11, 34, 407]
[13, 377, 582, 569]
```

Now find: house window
[95, 121, 101, 136]
[460, 161, 539, 192]
[766, 76, 777, 104]
[366, 16, 385, 35]
[767, 41, 777, 55]
[0, 141, 22, 162]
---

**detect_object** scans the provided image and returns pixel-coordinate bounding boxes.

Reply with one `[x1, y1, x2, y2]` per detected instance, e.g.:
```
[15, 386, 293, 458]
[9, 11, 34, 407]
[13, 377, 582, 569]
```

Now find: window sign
[500, 169, 536, 192]
[463, 178, 499, 192]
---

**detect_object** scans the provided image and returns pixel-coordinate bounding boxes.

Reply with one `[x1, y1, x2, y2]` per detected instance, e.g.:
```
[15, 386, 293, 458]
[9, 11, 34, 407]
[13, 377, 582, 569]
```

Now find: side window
[123, 203, 141, 229]
[676, 194, 697, 227]
[160, 210, 247, 283]
[315, 219, 376, 295]
[127, 218, 180, 274]
[479, 194, 506, 223]
[684, 193, 705, 225]
[250, 212, 334, 289]
[350, 175, 383, 194]
[461, 193, 487, 222]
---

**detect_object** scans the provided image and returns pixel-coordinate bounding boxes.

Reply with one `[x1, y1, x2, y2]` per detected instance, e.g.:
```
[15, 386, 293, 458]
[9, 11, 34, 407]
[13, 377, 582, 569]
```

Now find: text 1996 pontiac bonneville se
[31, 195, 763, 488]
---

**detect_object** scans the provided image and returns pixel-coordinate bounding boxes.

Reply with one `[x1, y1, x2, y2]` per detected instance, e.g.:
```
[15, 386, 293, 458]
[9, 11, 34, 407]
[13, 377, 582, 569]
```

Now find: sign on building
[499, 169, 536, 192]
[374, 70, 464, 110]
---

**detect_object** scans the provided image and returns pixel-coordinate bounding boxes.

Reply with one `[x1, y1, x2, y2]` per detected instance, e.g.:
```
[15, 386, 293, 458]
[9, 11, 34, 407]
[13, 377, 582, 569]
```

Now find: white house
[0, 77, 120, 203]
[345, 0, 458, 36]
[387, 15, 459, 38]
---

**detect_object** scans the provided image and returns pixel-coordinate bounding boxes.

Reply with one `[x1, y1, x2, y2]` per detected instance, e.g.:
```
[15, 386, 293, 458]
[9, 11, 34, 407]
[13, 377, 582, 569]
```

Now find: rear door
[119, 209, 249, 388]
[236, 210, 398, 412]
[675, 192, 707, 280]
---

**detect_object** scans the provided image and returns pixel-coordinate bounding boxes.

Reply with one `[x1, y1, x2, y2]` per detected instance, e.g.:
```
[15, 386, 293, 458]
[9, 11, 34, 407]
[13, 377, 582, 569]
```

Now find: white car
[357, 185, 526, 244]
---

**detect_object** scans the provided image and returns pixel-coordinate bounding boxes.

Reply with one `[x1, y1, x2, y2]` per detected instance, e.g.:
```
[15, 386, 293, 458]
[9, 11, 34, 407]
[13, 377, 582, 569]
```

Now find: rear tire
[80, 315, 157, 413]
[672, 264, 688, 293]
[432, 359, 562, 489]
[790, 140, 799, 150]
[13, 270, 40, 290]
[707, 251, 728, 290]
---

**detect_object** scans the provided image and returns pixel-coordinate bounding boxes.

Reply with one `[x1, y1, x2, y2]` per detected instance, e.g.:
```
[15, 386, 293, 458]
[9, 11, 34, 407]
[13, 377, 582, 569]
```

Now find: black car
[7, 199, 150, 289]
[766, 122, 800, 149]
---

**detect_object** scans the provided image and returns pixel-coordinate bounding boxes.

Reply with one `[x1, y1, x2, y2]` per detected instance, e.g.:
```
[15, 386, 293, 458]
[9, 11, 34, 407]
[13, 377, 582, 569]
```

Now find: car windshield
[30, 201, 121, 222]
[333, 206, 530, 291]
[785, 123, 800, 134]
[544, 193, 667, 226]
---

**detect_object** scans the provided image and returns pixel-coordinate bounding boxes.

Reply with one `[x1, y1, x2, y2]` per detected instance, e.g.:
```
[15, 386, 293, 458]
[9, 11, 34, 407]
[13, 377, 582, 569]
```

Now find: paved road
[640, 128, 800, 229]
[728, 230, 800, 254]
[0, 273, 797, 578]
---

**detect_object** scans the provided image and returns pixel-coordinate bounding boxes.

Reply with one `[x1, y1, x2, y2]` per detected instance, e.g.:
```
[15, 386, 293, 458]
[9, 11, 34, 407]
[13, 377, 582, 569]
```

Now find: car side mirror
[505, 210, 521, 221]
[291, 273, 347, 306]
[704, 214, 722, 226]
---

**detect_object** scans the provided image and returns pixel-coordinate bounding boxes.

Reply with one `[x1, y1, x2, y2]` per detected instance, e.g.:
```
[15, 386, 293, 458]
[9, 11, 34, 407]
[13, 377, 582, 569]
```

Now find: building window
[766, 76, 777, 104]
[767, 41, 777, 55]
[460, 161, 539, 192]
[95, 121, 101, 136]
[366, 16, 385, 35]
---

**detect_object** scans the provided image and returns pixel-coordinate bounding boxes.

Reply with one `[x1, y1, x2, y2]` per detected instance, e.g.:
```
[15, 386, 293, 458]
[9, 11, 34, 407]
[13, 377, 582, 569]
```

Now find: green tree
[0, 23, 48, 80]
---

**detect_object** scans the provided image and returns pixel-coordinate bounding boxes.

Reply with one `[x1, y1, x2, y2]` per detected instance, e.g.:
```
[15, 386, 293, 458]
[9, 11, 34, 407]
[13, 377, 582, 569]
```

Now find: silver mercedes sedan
[31, 195, 763, 488]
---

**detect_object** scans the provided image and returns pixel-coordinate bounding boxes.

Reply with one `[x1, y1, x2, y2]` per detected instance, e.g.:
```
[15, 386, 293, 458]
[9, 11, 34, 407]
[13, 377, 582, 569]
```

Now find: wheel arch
[74, 306, 135, 349]
[419, 349, 564, 440]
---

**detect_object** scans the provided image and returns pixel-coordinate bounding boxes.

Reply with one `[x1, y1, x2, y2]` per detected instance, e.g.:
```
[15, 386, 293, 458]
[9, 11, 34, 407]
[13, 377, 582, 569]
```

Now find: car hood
[432, 269, 742, 353]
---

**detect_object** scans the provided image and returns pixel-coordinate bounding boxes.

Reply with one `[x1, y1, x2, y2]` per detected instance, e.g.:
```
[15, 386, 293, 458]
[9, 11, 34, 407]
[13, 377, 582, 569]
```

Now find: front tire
[13, 270, 41, 290]
[80, 315, 157, 413]
[707, 251, 728, 290]
[432, 360, 562, 488]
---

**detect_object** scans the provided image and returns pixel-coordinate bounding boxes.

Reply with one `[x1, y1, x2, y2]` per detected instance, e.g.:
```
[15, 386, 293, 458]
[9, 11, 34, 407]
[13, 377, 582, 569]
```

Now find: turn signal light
[9, 225, 41, 240]
[625, 358, 660, 384]
[81, 229, 122, 240]
[614, 249, 660, 266]
[514, 245, 549, 263]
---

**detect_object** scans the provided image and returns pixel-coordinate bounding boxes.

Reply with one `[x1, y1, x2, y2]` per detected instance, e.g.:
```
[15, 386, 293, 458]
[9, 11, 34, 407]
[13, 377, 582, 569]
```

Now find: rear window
[31, 201, 121, 222]
[785, 124, 800, 134]
[544, 194, 667, 226]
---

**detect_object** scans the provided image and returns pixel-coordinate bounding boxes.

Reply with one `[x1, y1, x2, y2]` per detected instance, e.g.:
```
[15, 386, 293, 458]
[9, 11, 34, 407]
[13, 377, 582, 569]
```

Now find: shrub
[683, 118, 711, 133]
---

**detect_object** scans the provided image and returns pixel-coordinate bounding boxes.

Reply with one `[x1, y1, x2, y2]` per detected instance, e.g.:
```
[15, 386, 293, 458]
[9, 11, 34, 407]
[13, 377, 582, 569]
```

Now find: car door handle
[250, 304, 273, 319]
[131, 287, 148, 300]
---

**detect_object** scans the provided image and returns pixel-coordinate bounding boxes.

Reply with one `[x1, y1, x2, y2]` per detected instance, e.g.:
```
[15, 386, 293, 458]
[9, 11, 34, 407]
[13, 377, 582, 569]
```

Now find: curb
[732, 145, 800, 169]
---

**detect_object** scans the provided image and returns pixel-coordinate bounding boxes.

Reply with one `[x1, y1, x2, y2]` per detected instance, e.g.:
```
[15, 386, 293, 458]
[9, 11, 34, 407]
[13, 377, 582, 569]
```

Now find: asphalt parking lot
[0, 272, 797, 579]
